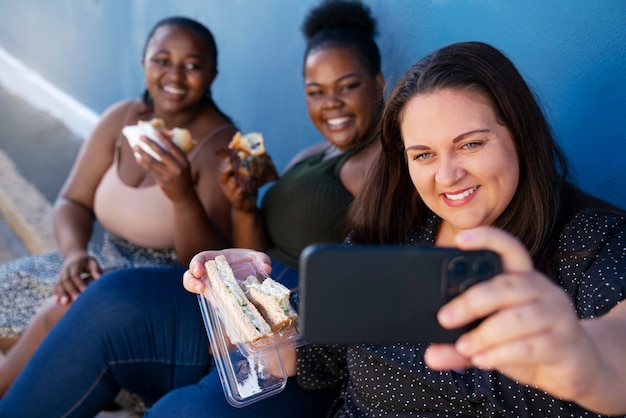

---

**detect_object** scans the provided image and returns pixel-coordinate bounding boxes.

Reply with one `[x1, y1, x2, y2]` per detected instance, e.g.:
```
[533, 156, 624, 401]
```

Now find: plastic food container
[197, 256, 302, 407]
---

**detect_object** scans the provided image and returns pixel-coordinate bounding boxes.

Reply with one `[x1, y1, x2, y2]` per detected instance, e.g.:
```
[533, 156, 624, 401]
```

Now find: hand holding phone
[298, 244, 502, 344]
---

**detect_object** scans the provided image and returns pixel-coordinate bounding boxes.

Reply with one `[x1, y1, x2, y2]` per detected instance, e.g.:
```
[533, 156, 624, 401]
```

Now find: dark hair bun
[302, 0, 377, 40]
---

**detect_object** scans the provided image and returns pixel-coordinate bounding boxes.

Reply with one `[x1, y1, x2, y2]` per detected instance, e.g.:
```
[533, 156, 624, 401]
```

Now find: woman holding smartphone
[186, 41, 626, 417]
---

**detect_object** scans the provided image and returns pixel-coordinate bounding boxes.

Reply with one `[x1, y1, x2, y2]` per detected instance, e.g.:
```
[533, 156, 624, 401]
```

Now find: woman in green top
[220, 0, 383, 288]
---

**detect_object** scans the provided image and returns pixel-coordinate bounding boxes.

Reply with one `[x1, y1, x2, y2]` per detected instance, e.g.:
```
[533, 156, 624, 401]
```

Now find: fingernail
[456, 336, 471, 354]
[471, 353, 487, 367]
[456, 230, 474, 243]
[437, 306, 454, 325]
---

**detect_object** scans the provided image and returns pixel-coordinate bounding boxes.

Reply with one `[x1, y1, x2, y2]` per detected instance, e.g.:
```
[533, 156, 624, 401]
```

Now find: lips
[444, 186, 479, 201]
[162, 85, 186, 98]
[324, 116, 353, 130]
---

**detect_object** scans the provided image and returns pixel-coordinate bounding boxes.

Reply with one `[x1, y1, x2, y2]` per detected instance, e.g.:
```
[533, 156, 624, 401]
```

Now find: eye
[339, 81, 361, 94]
[306, 89, 323, 98]
[185, 62, 202, 71]
[461, 141, 484, 151]
[150, 56, 170, 67]
[408, 151, 432, 161]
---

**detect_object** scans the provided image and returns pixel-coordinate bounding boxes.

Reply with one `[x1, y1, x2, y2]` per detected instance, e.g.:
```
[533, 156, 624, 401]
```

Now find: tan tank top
[94, 124, 234, 250]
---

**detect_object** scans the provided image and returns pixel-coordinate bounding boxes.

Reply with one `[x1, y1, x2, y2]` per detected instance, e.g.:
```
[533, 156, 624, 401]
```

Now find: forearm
[53, 198, 94, 260]
[575, 303, 626, 415]
[172, 194, 231, 264]
[230, 207, 268, 251]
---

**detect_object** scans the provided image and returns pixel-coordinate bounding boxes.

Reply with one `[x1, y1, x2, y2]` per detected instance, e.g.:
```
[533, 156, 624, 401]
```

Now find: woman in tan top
[0, 16, 236, 396]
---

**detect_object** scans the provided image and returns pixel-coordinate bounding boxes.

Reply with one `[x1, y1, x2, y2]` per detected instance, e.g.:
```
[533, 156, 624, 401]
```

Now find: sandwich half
[242, 276, 297, 331]
[205, 255, 272, 343]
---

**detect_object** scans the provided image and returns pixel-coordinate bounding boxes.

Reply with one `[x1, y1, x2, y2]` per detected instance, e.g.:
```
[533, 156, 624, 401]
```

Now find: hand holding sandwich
[126, 119, 197, 203]
[184, 248, 298, 376]
[218, 132, 278, 251]
[184, 249, 272, 296]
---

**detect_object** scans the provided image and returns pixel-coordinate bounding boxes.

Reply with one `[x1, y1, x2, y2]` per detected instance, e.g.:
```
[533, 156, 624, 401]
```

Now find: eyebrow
[305, 72, 362, 88]
[405, 129, 490, 151]
[151, 49, 204, 60]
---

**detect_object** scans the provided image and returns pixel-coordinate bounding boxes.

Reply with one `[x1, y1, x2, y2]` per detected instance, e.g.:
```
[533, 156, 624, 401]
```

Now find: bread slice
[242, 276, 297, 331]
[205, 256, 272, 343]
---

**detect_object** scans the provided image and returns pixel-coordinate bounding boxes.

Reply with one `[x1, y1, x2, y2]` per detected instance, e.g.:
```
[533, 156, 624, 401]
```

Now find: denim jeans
[0, 261, 336, 417]
[0, 266, 211, 417]
[145, 374, 340, 417]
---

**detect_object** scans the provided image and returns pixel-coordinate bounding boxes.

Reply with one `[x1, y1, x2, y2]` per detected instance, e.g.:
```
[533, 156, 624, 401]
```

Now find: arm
[425, 227, 626, 416]
[133, 126, 235, 263]
[52, 101, 133, 303]
[218, 141, 333, 250]
[218, 157, 268, 250]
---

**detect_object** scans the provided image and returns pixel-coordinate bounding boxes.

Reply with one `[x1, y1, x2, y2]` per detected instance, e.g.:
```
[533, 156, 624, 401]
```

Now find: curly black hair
[301, 0, 381, 76]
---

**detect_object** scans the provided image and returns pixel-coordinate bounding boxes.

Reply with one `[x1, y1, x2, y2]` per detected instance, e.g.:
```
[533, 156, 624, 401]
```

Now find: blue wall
[0, 1, 625, 208]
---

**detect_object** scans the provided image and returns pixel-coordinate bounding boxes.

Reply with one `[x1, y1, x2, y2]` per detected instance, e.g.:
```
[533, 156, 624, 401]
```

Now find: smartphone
[298, 244, 502, 344]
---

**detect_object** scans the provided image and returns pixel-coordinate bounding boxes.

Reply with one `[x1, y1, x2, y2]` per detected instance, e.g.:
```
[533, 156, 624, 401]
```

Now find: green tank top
[260, 148, 357, 270]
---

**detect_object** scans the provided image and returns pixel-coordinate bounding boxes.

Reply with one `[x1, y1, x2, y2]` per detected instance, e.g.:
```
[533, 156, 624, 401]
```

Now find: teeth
[164, 86, 185, 95]
[326, 117, 350, 126]
[445, 186, 478, 201]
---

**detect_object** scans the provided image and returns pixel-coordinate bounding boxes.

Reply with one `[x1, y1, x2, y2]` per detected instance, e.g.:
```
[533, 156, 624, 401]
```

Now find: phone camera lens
[453, 260, 469, 276]
[473, 257, 495, 276]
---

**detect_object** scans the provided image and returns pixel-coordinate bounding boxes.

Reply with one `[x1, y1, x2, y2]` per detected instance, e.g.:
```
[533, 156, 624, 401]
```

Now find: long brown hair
[348, 42, 587, 274]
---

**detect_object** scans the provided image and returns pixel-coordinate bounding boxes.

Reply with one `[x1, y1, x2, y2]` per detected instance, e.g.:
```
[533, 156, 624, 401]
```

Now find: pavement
[0, 86, 140, 417]
[0, 84, 83, 260]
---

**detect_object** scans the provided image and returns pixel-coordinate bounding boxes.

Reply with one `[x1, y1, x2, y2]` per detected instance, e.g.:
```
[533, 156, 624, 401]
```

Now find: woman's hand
[219, 158, 258, 213]
[53, 251, 102, 305]
[132, 131, 196, 202]
[183, 248, 272, 295]
[424, 227, 609, 407]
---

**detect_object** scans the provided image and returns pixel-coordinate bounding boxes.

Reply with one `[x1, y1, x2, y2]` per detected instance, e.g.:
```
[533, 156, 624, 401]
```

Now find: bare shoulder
[189, 121, 237, 172]
[88, 99, 146, 146]
[340, 140, 381, 196]
[98, 99, 145, 125]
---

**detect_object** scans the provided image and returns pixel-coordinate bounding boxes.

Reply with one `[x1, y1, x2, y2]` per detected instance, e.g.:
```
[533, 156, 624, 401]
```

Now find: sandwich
[205, 255, 297, 343]
[122, 118, 195, 160]
[241, 276, 297, 331]
[226, 131, 278, 192]
[205, 255, 273, 343]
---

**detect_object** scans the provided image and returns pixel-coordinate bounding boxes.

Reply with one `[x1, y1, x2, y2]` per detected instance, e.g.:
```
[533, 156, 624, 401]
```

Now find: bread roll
[226, 131, 279, 192]
[122, 118, 196, 160]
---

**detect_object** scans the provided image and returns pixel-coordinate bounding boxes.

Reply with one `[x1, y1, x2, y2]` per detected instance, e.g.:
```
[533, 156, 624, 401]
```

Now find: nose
[434, 154, 464, 187]
[167, 63, 185, 80]
[321, 92, 343, 110]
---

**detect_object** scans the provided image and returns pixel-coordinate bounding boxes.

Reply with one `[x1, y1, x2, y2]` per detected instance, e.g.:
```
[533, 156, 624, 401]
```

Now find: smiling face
[142, 25, 216, 114]
[401, 89, 519, 241]
[304, 47, 381, 150]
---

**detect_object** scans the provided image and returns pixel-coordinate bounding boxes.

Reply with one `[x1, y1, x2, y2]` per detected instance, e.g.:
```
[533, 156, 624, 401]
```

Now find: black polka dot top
[296, 208, 626, 417]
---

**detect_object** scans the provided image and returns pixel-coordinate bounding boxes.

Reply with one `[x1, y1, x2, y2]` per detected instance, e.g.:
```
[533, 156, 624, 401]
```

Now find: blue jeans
[145, 374, 340, 417]
[0, 262, 337, 417]
[0, 266, 211, 417]
[269, 257, 299, 290]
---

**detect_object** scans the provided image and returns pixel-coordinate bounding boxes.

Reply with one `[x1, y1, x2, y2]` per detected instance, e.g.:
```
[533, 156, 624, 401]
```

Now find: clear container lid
[197, 255, 303, 407]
